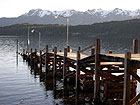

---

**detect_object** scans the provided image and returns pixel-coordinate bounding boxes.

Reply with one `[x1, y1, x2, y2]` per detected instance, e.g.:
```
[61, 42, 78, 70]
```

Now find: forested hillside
[0, 19, 140, 39]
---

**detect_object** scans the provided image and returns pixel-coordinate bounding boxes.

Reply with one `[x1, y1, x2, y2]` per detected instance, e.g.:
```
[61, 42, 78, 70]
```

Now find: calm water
[0, 37, 139, 105]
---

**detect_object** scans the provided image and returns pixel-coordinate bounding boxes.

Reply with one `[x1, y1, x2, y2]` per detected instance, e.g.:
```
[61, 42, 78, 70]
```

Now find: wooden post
[30, 48, 33, 70]
[45, 45, 49, 82]
[34, 49, 37, 77]
[132, 39, 138, 54]
[67, 45, 70, 52]
[75, 48, 80, 105]
[30, 48, 32, 53]
[108, 50, 112, 54]
[63, 48, 67, 86]
[132, 39, 138, 98]
[53, 47, 57, 87]
[39, 50, 42, 76]
[94, 39, 101, 102]
[76, 48, 80, 91]
[123, 52, 131, 105]
[78, 46, 81, 51]
[16, 39, 18, 65]
[35, 49, 37, 55]
[16, 39, 18, 54]
[91, 48, 95, 56]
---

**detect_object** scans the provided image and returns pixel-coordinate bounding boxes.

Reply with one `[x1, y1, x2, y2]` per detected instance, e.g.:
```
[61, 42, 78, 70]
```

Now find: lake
[0, 36, 139, 105]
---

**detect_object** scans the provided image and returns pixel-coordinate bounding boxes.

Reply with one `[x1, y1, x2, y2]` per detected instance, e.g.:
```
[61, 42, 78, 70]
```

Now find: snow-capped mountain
[1, 8, 140, 27]
[24, 9, 76, 17]
[24, 8, 140, 18]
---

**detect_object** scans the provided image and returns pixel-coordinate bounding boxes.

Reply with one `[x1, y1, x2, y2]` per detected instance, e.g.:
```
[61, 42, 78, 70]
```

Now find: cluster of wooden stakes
[21, 39, 140, 105]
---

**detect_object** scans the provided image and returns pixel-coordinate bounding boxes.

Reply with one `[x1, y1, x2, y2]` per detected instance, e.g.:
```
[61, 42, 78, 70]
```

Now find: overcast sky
[0, 0, 140, 17]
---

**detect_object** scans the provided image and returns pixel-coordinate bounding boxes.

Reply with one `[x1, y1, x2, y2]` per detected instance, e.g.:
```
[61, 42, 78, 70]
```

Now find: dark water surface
[0, 37, 139, 105]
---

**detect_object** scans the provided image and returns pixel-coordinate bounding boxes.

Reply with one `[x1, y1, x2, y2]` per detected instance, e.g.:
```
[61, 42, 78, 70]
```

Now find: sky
[0, 0, 140, 18]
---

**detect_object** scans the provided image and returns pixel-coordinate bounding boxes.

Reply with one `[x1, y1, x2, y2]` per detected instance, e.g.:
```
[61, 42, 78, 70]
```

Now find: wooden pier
[21, 39, 140, 105]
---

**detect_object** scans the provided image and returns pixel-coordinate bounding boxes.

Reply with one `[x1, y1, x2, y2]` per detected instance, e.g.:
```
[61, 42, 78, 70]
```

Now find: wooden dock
[21, 39, 140, 105]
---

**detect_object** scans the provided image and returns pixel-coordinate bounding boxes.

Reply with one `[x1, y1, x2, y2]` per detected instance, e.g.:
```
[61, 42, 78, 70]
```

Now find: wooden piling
[91, 48, 95, 56]
[108, 50, 112, 54]
[39, 50, 42, 76]
[132, 39, 138, 54]
[132, 39, 138, 98]
[94, 39, 101, 102]
[16, 39, 18, 54]
[53, 47, 57, 87]
[123, 52, 131, 105]
[63, 48, 67, 86]
[75, 47, 81, 105]
[45, 45, 49, 82]
[34, 49, 37, 77]
[30, 48, 33, 70]
[67, 45, 70, 52]
[35, 49, 37, 54]
[76, 48, 80, 91]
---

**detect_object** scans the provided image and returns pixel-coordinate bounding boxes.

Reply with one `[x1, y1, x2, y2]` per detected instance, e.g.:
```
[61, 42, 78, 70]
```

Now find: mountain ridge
[1, 8, 140, 27]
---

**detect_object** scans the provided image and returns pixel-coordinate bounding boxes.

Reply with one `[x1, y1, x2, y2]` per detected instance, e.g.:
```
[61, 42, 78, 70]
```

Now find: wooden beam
[94, 39, 101, 102]
[130, 93, 140, 105]
[80, 45, 95, 53]
[130, 70, 140, 83]
[123, 52, 131, 105]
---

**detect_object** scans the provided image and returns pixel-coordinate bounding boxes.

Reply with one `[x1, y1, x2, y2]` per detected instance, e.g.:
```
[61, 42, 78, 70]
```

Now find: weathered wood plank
[130, 93, 140, 105]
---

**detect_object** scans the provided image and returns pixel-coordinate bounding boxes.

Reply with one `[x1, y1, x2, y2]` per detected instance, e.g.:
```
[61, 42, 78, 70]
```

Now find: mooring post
[132, 39, 138, 98]
[123, 52, 131, 105]
[63, 48, 67, 86]
[45, 45, 49, 83]
[94, 39, 101, 102]
[53, 47, 57, 87]
[67, 45, 70, 52]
